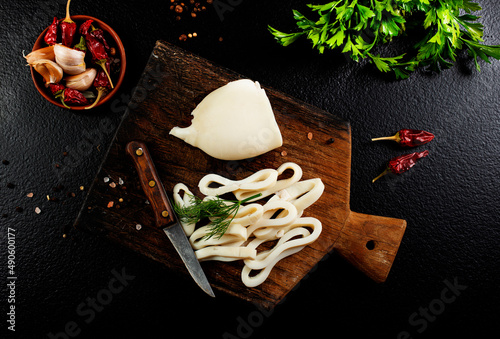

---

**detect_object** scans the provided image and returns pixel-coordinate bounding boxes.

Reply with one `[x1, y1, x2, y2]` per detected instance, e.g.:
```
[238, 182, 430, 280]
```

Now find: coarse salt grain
[136, 224, 142, 230]
[104, 177, 110, 183]
[35, 207, 41, 214]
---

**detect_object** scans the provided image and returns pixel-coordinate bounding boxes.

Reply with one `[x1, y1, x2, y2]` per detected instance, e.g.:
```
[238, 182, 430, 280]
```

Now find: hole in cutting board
[365, 240, 376, 250]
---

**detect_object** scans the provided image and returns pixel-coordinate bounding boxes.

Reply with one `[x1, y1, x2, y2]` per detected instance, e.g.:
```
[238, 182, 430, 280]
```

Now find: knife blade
[125, 140, 215, 297]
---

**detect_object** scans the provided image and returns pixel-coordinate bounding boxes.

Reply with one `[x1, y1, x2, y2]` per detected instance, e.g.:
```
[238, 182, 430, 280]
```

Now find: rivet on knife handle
[125, 141, 176, 229]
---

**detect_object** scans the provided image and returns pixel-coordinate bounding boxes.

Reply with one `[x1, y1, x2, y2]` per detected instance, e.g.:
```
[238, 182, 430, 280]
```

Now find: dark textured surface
[0, 1, 499, 338]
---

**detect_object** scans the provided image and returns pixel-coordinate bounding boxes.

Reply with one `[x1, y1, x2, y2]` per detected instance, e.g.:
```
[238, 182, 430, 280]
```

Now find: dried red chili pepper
[60, 0, 77, 47]
[372, 129, 435, 147]
[90, 27, 110, 51]
[84, 34, 114, 88]
[49, 83, 65, 96]
[79, 19, 94, 36]
[53, 87, 89, 108]
[85, 70, 111, 109]
[372, 151, 429, 183]
[44, 17, 59, 45]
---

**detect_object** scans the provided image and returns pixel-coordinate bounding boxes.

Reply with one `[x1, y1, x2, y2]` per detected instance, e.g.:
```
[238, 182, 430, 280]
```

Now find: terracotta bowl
[30, 15, 126, 110]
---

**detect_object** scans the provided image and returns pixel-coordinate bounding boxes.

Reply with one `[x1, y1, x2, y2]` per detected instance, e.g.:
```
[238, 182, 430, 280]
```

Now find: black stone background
[1, 1, 499, 338]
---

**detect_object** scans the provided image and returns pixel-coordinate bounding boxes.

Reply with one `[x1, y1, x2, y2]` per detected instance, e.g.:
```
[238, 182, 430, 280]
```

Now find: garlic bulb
[64, 68, 97, 91]
[54, 43, 86, 75]
[31, 59, 63, 86]
[24, 46, 55, 64]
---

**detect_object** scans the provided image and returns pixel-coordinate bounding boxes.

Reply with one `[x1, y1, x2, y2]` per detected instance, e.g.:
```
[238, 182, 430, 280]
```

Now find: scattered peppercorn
[169, 0, 212, 21]
[16, 206, 23, 213]
[326, 138, 335, 144]
[7, 183, 15, 189]
[2, 159, 9, 165]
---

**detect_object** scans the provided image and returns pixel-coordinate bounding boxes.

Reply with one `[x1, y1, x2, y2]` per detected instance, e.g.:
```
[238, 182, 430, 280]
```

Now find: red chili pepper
[372, 129, 435, 147]
[85, 34, 114, 89]
[48, 83, 65, 96]
[85, 70, 112, 109]
[60, 0, 77, 47]
[372, 151, 429, 183]
[53, 87, 88, 108]
[90, 28, 110, 51]
[44, 17, 59, 46]
[79, 19, 94, 36]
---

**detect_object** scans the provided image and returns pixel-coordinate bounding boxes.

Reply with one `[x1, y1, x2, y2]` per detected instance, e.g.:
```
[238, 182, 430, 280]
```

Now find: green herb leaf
[269, 0, 500, 79]
[174, 193, 262, 240]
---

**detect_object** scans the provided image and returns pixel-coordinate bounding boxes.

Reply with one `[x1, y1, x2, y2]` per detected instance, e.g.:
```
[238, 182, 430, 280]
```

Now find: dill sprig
[173, 193, 262, 240]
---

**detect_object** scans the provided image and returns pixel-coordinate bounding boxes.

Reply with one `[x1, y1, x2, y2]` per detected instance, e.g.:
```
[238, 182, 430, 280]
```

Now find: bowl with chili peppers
[27, 7, 126, 110]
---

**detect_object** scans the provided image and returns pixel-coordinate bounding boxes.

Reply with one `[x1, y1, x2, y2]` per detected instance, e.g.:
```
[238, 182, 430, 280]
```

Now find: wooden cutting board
[74, 40, 406, 309]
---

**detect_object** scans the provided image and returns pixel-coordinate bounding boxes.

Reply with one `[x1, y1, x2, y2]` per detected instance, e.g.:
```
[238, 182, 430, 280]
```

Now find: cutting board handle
[334, 211, 407, 283]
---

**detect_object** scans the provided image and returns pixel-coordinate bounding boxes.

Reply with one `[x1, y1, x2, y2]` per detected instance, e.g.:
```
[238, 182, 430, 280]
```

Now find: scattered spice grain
[307, 132, 313, 140]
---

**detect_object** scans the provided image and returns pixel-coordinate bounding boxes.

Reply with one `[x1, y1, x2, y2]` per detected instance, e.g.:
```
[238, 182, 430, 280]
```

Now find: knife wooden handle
[126, 140, 177, 229]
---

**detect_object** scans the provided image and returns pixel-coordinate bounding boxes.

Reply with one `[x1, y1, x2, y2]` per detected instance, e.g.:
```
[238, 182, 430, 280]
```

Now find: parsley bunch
[269, 0, 500, 79]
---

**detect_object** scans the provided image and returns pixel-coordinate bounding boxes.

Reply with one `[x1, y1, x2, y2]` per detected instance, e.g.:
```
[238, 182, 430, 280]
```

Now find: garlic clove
[24, 46, 55, 64]
[62, 63, 87, 75]
[64, 68, 97, 91]
[54, 43, 86, 75]
[31, 59, 63, 86]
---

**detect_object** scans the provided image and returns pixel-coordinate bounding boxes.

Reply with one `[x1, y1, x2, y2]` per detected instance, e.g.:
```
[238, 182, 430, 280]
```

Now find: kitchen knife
[125, 140, 215, 297]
